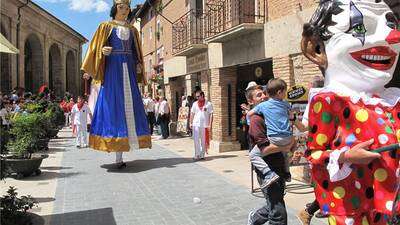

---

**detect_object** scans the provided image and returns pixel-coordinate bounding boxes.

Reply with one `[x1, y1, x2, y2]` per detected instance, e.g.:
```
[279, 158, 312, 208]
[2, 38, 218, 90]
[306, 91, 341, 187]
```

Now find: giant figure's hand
[137, 64, 142, 74]
[83, 73, 91, 80]
[340, 139, 381, 164]
[102, 46, 113, 56]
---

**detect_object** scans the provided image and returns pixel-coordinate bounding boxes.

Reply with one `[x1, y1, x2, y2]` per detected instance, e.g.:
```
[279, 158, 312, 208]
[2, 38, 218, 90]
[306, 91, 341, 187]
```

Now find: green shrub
[6, 113, 46, 158]
[45, 102, 65, 128]
[0, 186, 37, 224]
[24, 103, 44, 113]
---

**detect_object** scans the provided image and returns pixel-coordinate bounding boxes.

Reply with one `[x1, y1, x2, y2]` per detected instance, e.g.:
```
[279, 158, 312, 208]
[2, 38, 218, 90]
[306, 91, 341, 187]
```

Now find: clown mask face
[323, 0, 400, 93]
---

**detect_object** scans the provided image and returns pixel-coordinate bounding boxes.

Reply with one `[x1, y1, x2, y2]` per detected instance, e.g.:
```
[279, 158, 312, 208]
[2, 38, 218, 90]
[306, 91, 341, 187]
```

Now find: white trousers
[76, 125, 88, 146]
[64, 113, 70, 126]
[115, 152, 123, 163]
[193, 126, 206, 158]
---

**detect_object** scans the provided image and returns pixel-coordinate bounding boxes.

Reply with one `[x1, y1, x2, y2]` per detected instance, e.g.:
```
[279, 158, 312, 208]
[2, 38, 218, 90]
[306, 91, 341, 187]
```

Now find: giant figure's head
[302, 0, 400, 93]
[110, 0, 132, 21]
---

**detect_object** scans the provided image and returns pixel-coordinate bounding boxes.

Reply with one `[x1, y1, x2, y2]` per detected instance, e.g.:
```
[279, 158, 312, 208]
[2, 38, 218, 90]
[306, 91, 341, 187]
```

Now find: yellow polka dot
[374, 168, 388, 182]
[396, 129, 400, 142]
[362, 216, 369, 225]
[355, 109, 369, 122]
[333, 186, 346, 199]
[330, 202, 335, 208]
[328, 215, 337, 225]
[356, 128, 361, 134]
[313, 102, 323, 114]
[316, 133, 328, 146]
[311, 150, 323, 160]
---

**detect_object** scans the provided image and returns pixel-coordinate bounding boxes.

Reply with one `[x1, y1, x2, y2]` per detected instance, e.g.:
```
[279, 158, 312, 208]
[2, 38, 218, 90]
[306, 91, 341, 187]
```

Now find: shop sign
[187, 52, 208, 74]
[286, 85, 308, 102]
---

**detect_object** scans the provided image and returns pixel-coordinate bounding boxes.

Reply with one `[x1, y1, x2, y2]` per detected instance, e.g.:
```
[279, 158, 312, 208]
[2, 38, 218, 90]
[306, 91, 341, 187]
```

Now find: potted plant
[43, 102, 65, 138]
[1, 113, 48, 178]
[0, 186, 38, 225]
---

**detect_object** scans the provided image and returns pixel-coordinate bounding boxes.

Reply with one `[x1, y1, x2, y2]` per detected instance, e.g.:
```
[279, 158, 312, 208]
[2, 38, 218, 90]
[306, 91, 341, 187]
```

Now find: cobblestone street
[2, 129, 327, 225]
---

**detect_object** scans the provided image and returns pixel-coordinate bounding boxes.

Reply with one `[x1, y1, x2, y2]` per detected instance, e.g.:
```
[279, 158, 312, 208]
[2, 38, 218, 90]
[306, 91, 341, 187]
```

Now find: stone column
[77, 44, 83, 96]
[185, 74, 195, 96]
[60, 45, 66, 95]
[18, 28, 26, 88]
[10, 19, 18, 89]
[43, 35, 50, 86]
[200, 70, 210, 99]
[209, 67, 241, 152]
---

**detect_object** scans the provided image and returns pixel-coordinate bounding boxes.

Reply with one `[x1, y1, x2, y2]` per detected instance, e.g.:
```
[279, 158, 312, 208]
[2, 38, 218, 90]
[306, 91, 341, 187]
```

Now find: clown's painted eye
[348, 2, 365, 45]
[353, 24, 366, 34]
[386, 12, 400, 30]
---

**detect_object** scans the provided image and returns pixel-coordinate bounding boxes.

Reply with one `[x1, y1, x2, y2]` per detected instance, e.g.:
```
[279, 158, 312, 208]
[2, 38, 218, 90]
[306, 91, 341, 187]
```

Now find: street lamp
[16, 0, 31, 88]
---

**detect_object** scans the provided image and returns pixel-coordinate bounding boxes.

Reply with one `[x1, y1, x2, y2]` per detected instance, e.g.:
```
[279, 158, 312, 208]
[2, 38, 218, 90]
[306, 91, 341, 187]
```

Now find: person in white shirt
[71, 96, 93, 148]
[190, 91, 213, 160]
[158, 97, 170, 139]
[143, 93, 156, 135]
[0, 101, 11, 129]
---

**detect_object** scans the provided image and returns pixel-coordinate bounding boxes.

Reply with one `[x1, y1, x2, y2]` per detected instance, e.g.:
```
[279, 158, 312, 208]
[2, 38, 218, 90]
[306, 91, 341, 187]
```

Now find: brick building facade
[137, 0, 400, 152]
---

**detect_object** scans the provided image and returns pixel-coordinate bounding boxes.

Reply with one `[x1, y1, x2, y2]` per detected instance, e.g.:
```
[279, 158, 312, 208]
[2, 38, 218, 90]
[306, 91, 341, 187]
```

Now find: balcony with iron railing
[172, 9, 208, 56]
[204, 0, 265, 42]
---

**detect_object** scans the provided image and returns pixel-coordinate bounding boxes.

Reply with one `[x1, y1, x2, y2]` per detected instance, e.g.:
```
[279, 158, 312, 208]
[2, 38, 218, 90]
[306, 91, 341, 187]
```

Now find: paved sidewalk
[155, 136, 325, 215]
[2, 129, 327, 225]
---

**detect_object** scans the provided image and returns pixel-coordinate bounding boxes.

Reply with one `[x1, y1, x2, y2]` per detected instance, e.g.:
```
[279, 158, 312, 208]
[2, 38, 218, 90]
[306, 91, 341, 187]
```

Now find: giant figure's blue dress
[89, 25, 150, 152]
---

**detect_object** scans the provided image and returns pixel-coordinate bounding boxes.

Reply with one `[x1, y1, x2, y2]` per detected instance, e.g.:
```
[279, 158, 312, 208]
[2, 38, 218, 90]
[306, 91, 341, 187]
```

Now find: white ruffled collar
[311, 84, 400, 107]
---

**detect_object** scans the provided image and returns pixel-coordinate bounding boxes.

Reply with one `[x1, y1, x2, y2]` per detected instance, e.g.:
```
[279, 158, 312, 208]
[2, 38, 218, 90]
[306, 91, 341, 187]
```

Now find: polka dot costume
[306, 92, 400, 224]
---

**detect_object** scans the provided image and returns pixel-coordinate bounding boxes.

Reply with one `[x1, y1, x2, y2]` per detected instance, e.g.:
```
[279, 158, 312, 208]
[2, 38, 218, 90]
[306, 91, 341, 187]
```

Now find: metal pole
[16, 0, 30, 88]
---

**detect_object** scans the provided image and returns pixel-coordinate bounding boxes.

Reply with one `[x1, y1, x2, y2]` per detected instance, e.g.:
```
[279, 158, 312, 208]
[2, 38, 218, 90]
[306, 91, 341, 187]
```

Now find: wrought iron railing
[172, 9, 205, 54]
[172, 0, 265, 53]
[204, 0, 266, 39]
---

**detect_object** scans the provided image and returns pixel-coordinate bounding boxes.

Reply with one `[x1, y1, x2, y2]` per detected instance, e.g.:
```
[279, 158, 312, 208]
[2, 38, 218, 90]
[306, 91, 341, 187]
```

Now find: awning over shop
[0, 33, 19, 54]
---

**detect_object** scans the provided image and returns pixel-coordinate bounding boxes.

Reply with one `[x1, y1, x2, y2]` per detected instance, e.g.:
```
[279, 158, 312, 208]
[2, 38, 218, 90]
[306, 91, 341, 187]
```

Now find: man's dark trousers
[147, 112, 155, 135]
[252, 177, 287, 225]
[159, 114, 169, 139]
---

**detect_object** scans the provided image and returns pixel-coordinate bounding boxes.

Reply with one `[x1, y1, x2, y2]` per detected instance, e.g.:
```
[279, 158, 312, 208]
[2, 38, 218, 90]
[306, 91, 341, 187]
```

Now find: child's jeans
[249, 145, 277, 180]
[269, 136, 293, 175]
[249, 136, 293, 181]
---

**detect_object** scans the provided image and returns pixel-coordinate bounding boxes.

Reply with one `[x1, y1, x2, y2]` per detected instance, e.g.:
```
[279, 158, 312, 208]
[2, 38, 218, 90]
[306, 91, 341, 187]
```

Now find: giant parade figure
[301, 0, 400, 224]
[81, 0, 151, 169]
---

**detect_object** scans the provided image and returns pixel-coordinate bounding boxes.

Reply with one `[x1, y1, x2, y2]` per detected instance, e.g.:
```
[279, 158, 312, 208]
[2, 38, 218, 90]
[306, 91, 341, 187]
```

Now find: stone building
[1, 0, 87, 96]
[137, 0, 400, 153]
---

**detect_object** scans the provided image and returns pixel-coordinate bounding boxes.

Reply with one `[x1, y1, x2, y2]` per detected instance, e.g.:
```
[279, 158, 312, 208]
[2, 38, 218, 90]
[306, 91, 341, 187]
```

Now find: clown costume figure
[81, 0, 151, 169]
[301, 0, 400, 224]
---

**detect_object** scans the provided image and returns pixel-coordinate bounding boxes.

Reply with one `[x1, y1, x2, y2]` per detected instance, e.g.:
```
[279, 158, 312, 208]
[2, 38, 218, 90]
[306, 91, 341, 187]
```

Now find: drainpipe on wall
[16, 0, 30, 88]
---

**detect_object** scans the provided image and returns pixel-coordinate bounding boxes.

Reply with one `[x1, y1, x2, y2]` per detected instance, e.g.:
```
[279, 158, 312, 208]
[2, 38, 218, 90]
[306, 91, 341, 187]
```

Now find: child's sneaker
[260, 174, 279, 190]
[285, 173, 292, 182]
[297, 209, 313, 225]
[247, 210, 255, 225]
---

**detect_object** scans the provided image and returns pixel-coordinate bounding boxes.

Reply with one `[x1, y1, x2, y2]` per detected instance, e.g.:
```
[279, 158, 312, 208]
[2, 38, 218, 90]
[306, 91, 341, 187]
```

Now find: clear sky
[33, 0, 144, 57]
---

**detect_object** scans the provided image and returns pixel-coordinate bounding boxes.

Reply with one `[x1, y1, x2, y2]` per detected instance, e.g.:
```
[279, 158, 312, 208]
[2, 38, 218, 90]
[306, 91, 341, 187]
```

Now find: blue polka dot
[345, 134, 357, 146]
[322, 204, 329, 213]
[384, 214, 389, 221]
[377, 118, 385, 125]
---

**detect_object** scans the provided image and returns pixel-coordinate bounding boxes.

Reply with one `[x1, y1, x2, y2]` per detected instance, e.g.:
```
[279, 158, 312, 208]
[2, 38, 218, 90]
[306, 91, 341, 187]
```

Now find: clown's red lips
[350, 46, 397, 71]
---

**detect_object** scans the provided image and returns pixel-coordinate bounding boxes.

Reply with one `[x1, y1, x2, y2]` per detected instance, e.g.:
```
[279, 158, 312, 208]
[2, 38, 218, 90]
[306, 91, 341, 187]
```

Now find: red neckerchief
[77, 102, 84, 110]
[198, 99, 205, 110]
